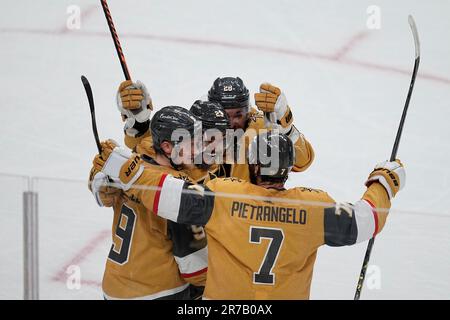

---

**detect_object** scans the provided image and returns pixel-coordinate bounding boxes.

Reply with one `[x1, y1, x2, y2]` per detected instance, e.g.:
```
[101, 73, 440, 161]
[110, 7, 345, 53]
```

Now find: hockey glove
[366, 159, 405, 199]
[92, 140, 144, 191]
[117, 80, 153, 137]
[88, 167, 123, 207]
[254, 83, 294, 134]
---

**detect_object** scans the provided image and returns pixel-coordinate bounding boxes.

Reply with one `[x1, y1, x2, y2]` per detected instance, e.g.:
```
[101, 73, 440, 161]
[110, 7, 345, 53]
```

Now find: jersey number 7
[249, 226, 284, 285]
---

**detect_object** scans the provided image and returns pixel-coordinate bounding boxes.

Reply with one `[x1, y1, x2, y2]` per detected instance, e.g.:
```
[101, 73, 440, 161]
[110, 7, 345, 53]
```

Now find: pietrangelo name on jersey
[231, 201, 307, 225]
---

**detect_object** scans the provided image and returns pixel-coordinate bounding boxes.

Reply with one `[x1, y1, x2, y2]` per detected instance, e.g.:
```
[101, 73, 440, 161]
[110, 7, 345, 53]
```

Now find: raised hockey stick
[100, 0, 131, 80]
[354, 15, 420, 300]
[81, 75, 102, 154]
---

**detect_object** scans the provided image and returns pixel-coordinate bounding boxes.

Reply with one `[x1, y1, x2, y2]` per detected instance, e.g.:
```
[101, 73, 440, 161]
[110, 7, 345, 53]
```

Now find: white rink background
[0, 0, 449, 299]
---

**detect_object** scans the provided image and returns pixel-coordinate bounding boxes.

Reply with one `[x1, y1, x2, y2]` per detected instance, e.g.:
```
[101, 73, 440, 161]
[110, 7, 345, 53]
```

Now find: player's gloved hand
[117, 80, 153, 137]
[254, 83, 294, 134]
[92, 139, 144, 191]
[366, 159, 405, 199]
[88, 167, 123, 207]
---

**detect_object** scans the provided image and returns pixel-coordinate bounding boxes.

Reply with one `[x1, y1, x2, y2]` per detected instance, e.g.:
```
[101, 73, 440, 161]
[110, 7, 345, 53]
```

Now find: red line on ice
[51, 229, 109, 285]
[332, 30, 371, 61]
[80, 279, 103, 287]
[1, 27, 449, 86]
[59, 4, 98, 34]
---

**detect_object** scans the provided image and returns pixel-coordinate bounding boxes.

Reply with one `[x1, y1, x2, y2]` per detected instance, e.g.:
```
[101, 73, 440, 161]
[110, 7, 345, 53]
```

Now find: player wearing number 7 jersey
[95, 131, 405, 299]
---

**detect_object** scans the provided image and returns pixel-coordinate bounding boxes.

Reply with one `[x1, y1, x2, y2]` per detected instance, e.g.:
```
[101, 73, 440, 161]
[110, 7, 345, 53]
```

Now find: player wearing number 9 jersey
[89, 107, 209, 300]
[97, 131, 406, 299]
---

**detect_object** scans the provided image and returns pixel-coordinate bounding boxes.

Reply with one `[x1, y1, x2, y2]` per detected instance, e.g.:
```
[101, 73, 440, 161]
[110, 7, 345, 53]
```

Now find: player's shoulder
[293, 186, 325, 193]
[289, 186, 334, 202]
[184, 166, 210, 184]
[142, 162, 192, 183]
[136, 135, 156, 158]
[166, 168, 192, 183]
[220, 176, 248, 184]
[206, 176, 248, 190]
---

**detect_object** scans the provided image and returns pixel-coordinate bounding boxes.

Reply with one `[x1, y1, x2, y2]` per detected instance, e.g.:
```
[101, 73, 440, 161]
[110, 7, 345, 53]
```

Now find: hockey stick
[81, 75, 102, 154]
[100, 0, 131, 80]
[354, 15, 420, 300]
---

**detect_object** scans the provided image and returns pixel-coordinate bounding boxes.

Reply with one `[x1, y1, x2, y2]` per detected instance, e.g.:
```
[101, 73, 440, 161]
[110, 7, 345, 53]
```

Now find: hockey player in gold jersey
[207, 77, 315, 180]
[89, 106, 209, 299]
[116, 77, 314, 181]
[115, 80, 229, 182]
[92, 131, 405, 299]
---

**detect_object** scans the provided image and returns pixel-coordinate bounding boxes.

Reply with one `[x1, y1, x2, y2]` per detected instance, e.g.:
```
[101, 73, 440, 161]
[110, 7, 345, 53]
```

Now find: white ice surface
[0, 0, 449, 299]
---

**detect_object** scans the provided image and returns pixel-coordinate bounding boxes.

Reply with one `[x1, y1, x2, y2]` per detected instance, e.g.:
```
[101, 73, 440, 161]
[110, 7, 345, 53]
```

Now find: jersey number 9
[108, 205, 136, 265]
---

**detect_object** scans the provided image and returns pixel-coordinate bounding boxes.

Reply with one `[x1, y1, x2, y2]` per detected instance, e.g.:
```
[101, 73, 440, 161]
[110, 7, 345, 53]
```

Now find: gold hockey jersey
[102, 161, 207, 300]
[130, 172, 391, 299]
[122, 107, 314, 182]
[228, 108, 315, 181]
[126, 132, 225, 183]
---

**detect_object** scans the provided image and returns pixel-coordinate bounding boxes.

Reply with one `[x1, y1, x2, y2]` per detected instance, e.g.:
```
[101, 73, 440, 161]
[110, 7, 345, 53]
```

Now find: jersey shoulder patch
[296, 186, 325, 194]
[293, 186, 334, 206]
[247, 109, 265, 128]
[206, 176, 247, 192]
[221, 177, 246, 184]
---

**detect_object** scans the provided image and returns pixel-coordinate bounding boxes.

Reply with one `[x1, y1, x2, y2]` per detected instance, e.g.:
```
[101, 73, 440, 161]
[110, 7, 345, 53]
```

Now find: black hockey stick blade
[354, 15, 420, 300]
[81, 75, 102, 154]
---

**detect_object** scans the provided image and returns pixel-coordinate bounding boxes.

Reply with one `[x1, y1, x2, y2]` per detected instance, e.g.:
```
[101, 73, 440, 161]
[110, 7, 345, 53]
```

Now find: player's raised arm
[323, 160, 405, 246]
[90, 138, 404, 249]
[254, 83, 315, 172]
[116, 80, 153, 149]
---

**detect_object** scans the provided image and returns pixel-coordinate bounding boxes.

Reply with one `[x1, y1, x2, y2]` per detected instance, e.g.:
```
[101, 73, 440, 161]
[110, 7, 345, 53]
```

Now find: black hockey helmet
[207, 77, 250, 109]
[151, 106, 200, 154]
[248, 131, 295, 180]
[190, 100, 230, 133]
